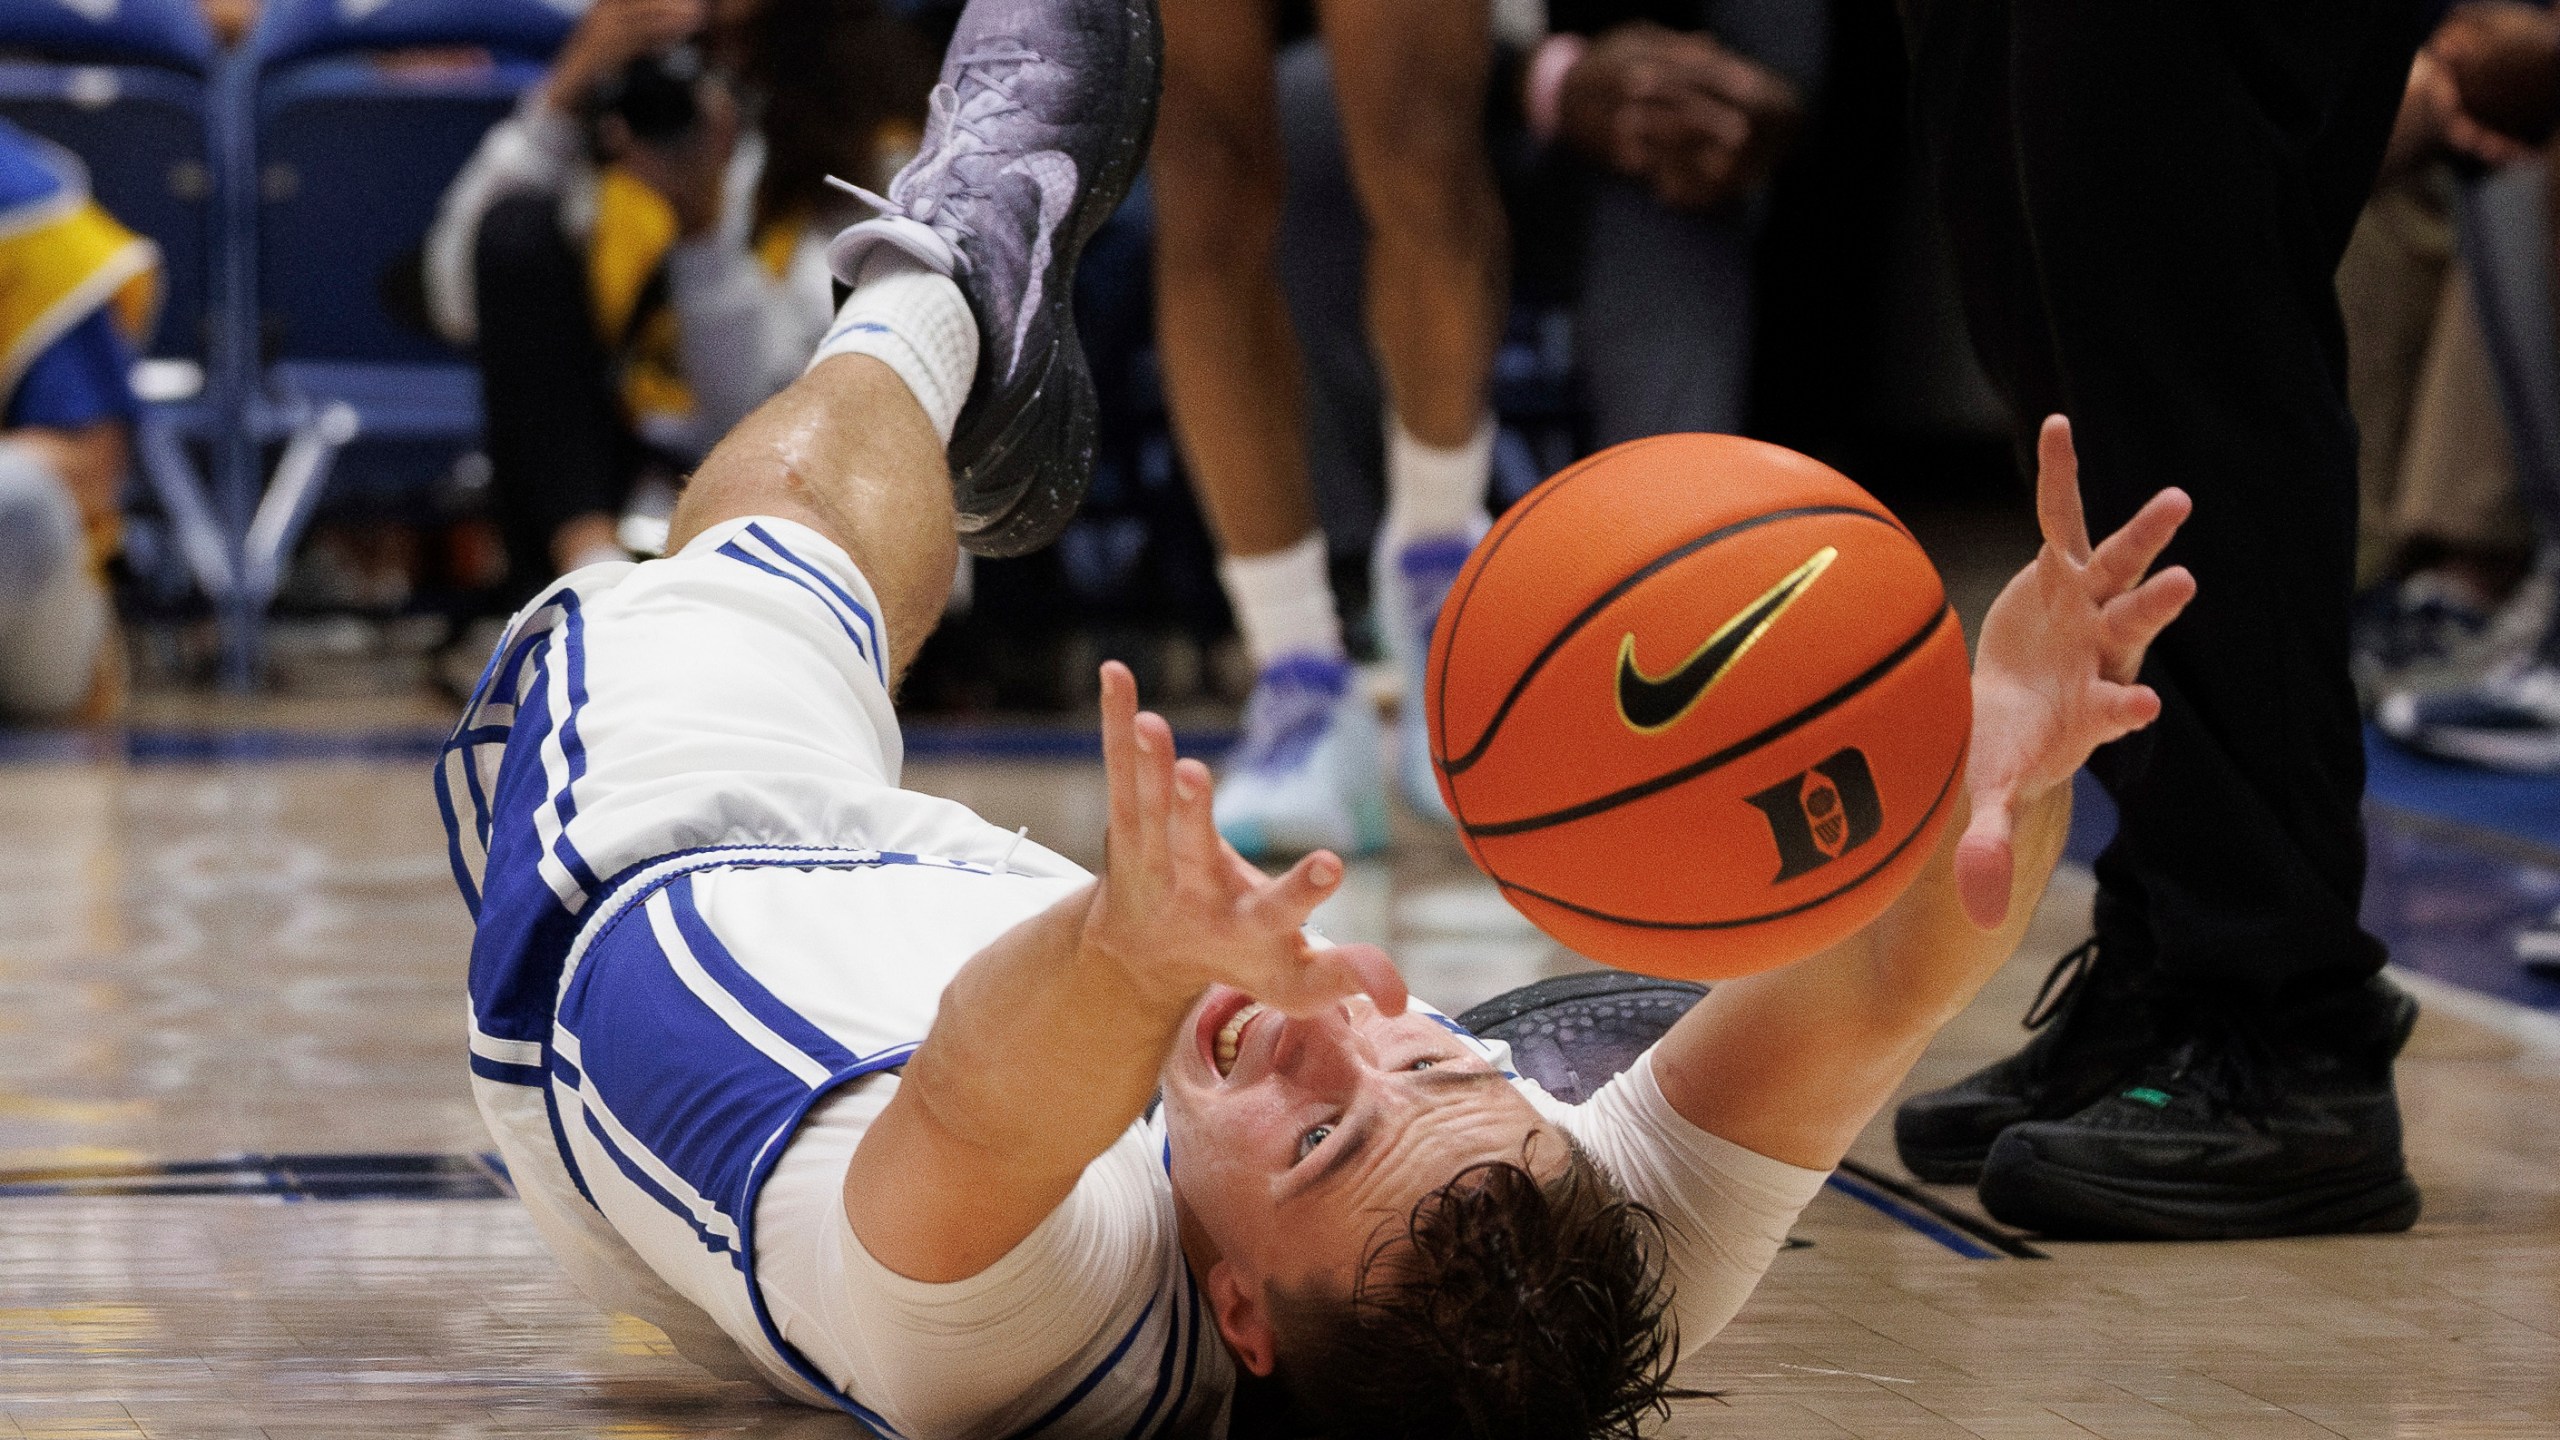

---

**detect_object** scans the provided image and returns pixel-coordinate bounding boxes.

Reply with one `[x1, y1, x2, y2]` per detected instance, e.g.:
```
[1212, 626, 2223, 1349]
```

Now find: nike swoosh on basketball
[1615, 546, 1840, 733]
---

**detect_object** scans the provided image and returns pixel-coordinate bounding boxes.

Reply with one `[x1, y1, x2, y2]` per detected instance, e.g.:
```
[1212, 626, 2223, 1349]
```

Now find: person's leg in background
[1152, 0, 1391, 859]
[1318, 0, 1508, 825]
[473, 193, 643, 602]
[2341, 169, 2538, 701]
[1272, 36, 1386, 589]
[1152, 0, 1505, 856]
[0, 443, 113, 724]
[1899, 0, 2429, 1240]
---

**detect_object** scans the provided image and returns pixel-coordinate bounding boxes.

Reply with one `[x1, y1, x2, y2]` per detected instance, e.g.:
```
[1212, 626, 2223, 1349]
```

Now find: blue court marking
[1822, 1169, 2002, 1260]
[0, 1152, 515, 1201]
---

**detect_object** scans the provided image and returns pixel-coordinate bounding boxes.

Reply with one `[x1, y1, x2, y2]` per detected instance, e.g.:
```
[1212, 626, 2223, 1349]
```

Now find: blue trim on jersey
[665, 877, 859, 1074]
[1014, 1292, 1159, 1440]
[468, 1054, 545, 1087]
[543, 1057, 599, 1209]
[1122, 1272, 1184, 1440]
[543, 606, 603, 898]
[557, 901, 819, 1255]
[744, 522, 888, 684]
[715, 539, 879, 677]
[1171, 1276, 1202, 1439]
[575, 1100, 744, 1266]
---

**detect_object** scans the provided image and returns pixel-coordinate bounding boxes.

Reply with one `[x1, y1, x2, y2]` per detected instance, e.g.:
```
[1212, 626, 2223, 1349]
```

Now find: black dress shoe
[1977, 975, 2424, 1240]
[1894, 938, 2164, 1183]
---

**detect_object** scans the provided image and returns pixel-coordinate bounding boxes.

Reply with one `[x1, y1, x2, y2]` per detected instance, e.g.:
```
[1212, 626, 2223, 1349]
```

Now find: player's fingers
[1130, 711, 1176, 871]
[2099, 566, 2196, 679]
[2096, 682, 2164, 739]
[1250, 850, 1345, 934]
[2034, 415, 2092, 565]
[1167, 757, 1221, 883]
[1309, 941, 1408, 1019]
[2084, 487, 2191, 596]
[1953, 801, 2016, 930]
[1097, 662, 1141, 855]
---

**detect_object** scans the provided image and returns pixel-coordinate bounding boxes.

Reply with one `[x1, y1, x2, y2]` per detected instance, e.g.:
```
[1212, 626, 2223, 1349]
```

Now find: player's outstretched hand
[1085, 662, 1408, 1019]
[1957, 416, 2195, 929]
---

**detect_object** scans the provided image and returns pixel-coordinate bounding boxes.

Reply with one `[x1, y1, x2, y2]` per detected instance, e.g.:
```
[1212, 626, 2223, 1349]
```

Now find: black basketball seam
[1440, 505, 1909, 778]
[1433, 435, 1695, 822]
[1488, 744, 1963, 931]
[1459, 603, 1955, 838]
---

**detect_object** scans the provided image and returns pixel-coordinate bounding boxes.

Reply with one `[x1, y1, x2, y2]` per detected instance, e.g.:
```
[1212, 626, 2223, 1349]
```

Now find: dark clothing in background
[1904, 0, 2427, 1003]
[471, 193, 668, 605]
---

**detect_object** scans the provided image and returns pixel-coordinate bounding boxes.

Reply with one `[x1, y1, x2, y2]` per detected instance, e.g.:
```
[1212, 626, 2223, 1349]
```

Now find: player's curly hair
[1265, 1142, 1678, 1440]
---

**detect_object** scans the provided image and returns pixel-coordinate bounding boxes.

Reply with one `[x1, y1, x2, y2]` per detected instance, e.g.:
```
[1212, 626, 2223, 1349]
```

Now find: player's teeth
[1213, 1003, 1265, 1078]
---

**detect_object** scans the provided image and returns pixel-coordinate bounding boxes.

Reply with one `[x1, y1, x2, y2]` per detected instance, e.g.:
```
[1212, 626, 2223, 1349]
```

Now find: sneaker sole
[1895, 1138, 1991, 1187]
[951, 0, 1163, 558]
[2389, 723, 2560, 773]
[1978, 1150, 2423, 1241]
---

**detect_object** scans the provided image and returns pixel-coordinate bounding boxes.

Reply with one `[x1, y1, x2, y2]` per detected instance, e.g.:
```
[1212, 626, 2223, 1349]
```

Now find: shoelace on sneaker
[834, 43, 1045, 270]
[2139, 1008, 2283, 1121]
[2021, 936, 2100, 1031]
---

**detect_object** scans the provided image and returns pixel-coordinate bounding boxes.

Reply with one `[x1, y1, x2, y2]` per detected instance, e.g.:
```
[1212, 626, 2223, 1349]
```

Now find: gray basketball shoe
[827, 0, 1160, 557]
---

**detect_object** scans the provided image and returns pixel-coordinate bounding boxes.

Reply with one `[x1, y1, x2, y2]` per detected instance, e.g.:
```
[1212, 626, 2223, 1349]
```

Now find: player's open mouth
[1214, 1002, 1267, 1079]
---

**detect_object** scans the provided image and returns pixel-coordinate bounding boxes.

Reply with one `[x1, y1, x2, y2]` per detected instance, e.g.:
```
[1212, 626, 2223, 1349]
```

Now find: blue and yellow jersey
[0, 117, 158, 431]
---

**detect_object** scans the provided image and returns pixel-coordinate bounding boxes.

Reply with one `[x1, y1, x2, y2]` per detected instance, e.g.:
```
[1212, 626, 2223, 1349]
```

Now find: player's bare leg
[672, 356, 959, 684]
[671, 0, 1160, 680]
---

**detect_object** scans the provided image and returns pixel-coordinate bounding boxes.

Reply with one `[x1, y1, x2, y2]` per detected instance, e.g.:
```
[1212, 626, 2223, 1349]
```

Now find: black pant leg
[472, 192, 639, 600]
[1913, 0, 2425, 1002]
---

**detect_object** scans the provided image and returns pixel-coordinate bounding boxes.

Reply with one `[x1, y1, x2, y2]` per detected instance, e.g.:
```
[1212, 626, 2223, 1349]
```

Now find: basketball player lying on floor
[438, 1, 2195, 1434]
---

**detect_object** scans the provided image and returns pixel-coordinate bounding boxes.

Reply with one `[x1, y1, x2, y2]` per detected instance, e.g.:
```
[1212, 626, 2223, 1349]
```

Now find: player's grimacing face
[1158, 987, 1560, 1303]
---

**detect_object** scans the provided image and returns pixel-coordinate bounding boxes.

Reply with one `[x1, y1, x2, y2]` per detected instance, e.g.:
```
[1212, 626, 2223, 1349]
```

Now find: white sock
[809, 248, 979, 444]
[1219, 532, 1345, 670]
[1381, 412, 1495, 549]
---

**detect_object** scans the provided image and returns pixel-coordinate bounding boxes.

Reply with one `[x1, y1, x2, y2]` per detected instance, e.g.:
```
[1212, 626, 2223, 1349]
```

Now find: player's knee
[1151, 82, 1287, 263]
[1344, 107, 1496, 256]
[0, 444, 82, 611]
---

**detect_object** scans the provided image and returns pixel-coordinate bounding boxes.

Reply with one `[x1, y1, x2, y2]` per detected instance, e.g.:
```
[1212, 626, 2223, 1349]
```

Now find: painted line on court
[1824, 1166, 2007, 1260]
[0, 1152, 515, 1202]
[1835, 1158, 2047, 1258]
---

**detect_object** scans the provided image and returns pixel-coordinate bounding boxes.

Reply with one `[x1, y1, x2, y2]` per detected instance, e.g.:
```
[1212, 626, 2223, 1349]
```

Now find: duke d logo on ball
[1746, 748, 1884, 882]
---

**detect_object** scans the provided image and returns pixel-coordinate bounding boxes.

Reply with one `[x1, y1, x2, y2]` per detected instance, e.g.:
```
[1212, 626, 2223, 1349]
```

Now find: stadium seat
[0, 0, 232, 618]
[222, 0, 575, 680]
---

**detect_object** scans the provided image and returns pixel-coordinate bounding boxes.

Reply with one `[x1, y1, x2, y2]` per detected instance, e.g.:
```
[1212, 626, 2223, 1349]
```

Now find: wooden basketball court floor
[1, 716, 2556, 1438]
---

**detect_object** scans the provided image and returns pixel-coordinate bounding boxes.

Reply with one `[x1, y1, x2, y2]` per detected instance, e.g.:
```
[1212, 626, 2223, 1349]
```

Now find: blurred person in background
[2343, 15, 2548, 707]
[1265, 1, 1817, 600]
[0, 118, 156, 726]
[1890, 0, 2433, 1241]
[1517, 1, 1815, 444]
[2374, 1, 2560, 775]
[1151, 0, 1509, 862]
[424, 0, 932, 603]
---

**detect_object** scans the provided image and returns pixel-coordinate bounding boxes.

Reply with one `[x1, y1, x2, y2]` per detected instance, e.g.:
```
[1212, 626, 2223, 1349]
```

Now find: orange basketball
[1426, 434, 1972, 981]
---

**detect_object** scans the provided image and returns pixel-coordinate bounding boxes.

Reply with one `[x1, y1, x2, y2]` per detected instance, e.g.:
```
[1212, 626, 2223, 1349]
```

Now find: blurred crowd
[4, 0, 2560, 786]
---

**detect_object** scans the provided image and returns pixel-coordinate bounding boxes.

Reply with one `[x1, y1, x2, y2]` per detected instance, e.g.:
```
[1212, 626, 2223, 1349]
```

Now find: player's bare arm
[1653, 415, 2198, 1171]
[843, 661, 1407, 1283]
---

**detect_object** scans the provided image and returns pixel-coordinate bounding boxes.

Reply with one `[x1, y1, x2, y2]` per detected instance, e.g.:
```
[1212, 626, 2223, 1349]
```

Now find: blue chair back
[0, 0, 216, 362]
[0, 0, 214, 71]
[251, 53, 544, 367]
[246, 0, 581, 69]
